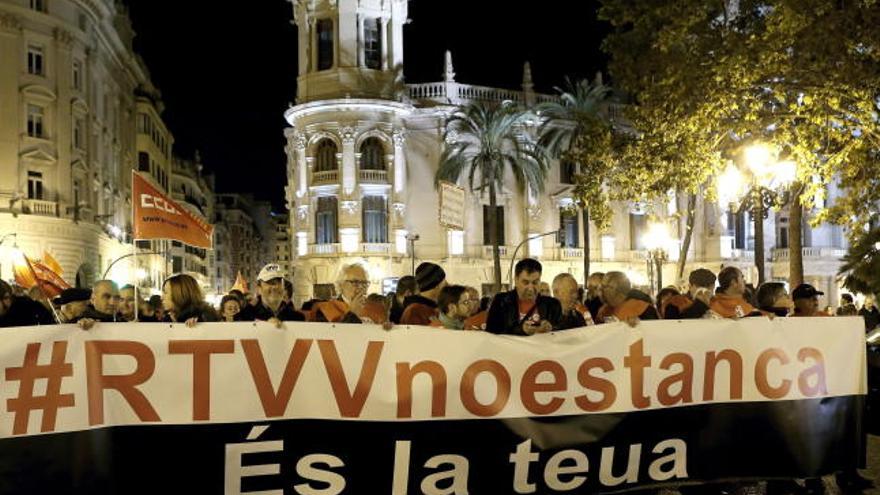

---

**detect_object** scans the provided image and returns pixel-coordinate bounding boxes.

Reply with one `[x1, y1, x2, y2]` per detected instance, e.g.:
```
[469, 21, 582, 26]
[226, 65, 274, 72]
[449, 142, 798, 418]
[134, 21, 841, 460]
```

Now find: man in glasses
[312, 263, 370, 323]
[431, 285, 475, 330]
[238, 263, 305, 326]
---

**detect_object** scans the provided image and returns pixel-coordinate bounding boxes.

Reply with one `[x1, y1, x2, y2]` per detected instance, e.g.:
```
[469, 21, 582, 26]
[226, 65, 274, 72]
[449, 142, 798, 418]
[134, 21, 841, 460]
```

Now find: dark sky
[126, 1, 607, 210]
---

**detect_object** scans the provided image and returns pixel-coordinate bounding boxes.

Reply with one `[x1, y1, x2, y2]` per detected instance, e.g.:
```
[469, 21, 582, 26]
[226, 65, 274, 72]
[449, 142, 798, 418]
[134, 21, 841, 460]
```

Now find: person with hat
[487, 258, 562, 335]
[400, 262, 447, 326]
[238, 263, 305, 327]
[791, 283, 829, 317]
[0, 280, 56, 328]
[57, 288, 92, 324]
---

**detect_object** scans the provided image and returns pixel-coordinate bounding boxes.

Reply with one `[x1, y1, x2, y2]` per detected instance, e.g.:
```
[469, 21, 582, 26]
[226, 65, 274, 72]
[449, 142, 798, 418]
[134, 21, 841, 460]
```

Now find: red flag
[132, 171, 213, 248]
[13, 253, 71, 299]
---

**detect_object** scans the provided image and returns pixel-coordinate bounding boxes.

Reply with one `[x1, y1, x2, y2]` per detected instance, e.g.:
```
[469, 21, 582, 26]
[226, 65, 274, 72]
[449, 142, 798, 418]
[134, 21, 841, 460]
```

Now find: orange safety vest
[464, 310, 488, 331]
[598, 299, 653, 322]
[662, 294, 694, 318]
[709, 294, 758, 319]
[312, 300, 350, 323]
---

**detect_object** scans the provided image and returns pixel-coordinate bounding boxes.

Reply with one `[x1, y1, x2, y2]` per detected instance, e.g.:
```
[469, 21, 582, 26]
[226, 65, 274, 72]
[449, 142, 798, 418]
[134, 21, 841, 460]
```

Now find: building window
[364, 18, 382, 69]
[560, 161, 577, 184]
[27, 45, 44, 76]
[27, 105, 44, 138]
[359, 137, 384, 170]
[315, 196, 338, 245]
[317, 19, 334, 71]
[482, 205, 505, 246]
[27, 171, 44, 200]
[560, 209, 579, 248]
[29, 0, 46, 13]
[138, 152, 150, 172]
[362, 196, 387, 243]
[72, 60, 82, 90]
[74, 118, 85, 149]
[629, 213, 648, 250]
[314, 139, 338, 172]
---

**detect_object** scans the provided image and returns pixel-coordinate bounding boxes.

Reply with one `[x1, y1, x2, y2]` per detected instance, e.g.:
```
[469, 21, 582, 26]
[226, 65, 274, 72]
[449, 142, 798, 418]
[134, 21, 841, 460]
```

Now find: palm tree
[436, 101, 549, 292]
[537, 78, 613, 286]
[839, 226, 880, 296]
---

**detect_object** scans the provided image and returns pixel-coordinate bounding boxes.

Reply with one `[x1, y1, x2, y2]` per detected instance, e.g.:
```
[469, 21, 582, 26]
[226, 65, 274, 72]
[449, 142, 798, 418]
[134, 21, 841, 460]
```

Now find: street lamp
[717, 143, 795, 286]
[507, 230, 563, 286]
[405, 233, 419, 276]
[642, 221, 674, 296]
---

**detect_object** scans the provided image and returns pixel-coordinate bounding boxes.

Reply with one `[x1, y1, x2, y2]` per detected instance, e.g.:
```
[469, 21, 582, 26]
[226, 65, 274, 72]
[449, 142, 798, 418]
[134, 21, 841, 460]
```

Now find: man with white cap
[237, 263, 305, 327]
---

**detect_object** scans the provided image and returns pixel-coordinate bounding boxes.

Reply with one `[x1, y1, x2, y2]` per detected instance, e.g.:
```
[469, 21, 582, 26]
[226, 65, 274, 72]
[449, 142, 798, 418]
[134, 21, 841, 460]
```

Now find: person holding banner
[596, 271, 659, 324]
[0, 280, 54, 328]
[56, 288, 92, 324]
[756, 282, 794, 317]
[237, 264, 305, 327]
[791, 284, 830, 317]
[400, 262, 446, 326]
[553, 272, 594, 330]
[161, 274, 219, 327]
[75, 280, 121, 330]
[486, 258, 561, 335]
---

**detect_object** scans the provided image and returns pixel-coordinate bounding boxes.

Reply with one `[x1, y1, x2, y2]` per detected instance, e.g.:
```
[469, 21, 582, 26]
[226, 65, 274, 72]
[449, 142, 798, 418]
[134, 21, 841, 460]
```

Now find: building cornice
[285, 99, 413, 125]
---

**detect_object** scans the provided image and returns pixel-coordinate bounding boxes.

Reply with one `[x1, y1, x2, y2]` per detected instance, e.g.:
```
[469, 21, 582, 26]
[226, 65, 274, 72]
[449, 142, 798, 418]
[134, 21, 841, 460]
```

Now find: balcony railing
[771, 248, 847, 262]
[311, 170, 339, 186]
[557, 247, 585, 260]
[482, 245, 509, 258]
[729, 249, 755, 261]
[23, 199, 58, 217]
[309, 243, 339, 255]
[407, 82, 560, 106]
[361, 243, 391, 254]
[359, 169, 388, 184]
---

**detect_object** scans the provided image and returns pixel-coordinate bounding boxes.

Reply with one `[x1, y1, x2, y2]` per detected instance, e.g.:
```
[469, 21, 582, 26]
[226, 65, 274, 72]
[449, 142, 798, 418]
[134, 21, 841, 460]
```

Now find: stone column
[392, 129, 406, 197]
[341, 125, 357, 196]
[381, 17, 390, 70]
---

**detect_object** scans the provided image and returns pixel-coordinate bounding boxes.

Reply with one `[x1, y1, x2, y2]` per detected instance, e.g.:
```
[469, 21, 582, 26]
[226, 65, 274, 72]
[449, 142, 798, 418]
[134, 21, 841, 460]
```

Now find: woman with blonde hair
[162, 274, 219, 327]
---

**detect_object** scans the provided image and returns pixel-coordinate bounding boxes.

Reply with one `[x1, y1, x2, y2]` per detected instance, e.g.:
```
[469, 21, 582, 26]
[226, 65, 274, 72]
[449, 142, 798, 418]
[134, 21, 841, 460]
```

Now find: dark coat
[486, 290, 562, 336]
[71, 306, 117, 323]
[165, 303, 220, 323]
[238, 301, 305, 322]
[0, 296, 56, 328]
[557, 309, 587, 331]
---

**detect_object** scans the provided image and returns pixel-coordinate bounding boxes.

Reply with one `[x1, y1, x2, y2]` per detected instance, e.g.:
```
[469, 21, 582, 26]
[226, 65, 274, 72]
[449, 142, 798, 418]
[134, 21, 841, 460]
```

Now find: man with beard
[486, 258, 561, 335]
[238, 264, 305, 327]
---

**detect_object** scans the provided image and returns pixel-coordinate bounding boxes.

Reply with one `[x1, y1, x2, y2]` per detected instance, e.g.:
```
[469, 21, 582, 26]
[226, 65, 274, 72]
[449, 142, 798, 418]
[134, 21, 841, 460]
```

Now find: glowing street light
[718, 142, 796, 286]
[642, 220, 675, 295]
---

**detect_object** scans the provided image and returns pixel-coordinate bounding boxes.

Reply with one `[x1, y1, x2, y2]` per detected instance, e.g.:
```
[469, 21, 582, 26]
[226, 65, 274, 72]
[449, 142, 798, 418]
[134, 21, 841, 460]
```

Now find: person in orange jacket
[709, 266, 763, 319]
[596, 271, 659, 324]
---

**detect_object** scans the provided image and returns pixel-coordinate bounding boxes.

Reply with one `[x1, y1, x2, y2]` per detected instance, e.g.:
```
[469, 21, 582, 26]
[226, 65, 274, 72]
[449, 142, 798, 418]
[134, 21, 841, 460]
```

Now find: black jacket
[663, 297, 711, 320]
[0, 296, 55, 328]
[72, 306, 117, 323]
[557, 309, 587, 331]
[165, 303, 220, 323]
[486, 290, 562, 336]
[401, 294, 437, 311]
[238, 301, 305, 322]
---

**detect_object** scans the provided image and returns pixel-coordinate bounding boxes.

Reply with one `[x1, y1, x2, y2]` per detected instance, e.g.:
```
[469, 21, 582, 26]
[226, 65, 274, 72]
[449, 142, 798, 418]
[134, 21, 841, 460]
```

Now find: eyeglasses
[344, 280, 370, 288]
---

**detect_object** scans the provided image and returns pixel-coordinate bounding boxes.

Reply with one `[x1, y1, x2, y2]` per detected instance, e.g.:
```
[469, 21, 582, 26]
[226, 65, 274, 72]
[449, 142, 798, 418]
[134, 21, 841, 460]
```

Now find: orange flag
[42, 250, 63, 276]
[230, 271, 249, 294]
[132, 171, 214, 248]
[13, 252, 71, 298]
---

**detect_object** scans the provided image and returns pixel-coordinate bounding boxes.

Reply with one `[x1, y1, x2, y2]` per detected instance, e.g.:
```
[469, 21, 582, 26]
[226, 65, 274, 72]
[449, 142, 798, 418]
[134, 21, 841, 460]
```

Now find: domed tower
[290, 0, 408, 103]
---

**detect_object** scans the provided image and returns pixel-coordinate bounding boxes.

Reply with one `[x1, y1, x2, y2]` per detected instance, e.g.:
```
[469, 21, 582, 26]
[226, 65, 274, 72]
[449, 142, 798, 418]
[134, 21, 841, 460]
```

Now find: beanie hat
[415, 262, 446, 292]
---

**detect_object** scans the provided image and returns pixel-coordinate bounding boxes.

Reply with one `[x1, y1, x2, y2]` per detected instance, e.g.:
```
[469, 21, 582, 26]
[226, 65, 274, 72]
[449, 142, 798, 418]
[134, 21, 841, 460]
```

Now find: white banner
[0, 318, 867, 437]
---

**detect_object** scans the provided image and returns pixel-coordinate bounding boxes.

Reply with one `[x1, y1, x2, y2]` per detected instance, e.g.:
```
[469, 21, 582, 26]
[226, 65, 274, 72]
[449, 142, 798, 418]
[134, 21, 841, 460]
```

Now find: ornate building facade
[282, 0, 849, 307]
[0, 0, 172, 292]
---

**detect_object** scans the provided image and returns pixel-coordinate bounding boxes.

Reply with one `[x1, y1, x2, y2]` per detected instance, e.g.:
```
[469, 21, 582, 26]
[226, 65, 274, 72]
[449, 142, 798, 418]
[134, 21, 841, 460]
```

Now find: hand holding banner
[132, 171, 213, 248]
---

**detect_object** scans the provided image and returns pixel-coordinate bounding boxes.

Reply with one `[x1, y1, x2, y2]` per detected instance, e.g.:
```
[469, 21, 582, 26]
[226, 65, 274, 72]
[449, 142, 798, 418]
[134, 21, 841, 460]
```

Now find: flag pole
[132, 170, 139, 322]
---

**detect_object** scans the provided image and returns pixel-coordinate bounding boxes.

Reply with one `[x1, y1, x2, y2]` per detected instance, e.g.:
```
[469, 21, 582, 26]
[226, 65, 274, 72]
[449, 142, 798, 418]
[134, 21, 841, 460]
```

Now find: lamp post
[102, 251, 163, 281]
[405, 233, 419, 276]
[507, 230, 563, 286]
[717, 143, 796, 287]
[642, 221, 673, 296]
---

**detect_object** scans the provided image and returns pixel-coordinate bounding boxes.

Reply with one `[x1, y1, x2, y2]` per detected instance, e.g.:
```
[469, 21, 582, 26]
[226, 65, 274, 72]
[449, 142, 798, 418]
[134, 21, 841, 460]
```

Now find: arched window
[314, 139, 338, 172]
[359, 137, 385, 170]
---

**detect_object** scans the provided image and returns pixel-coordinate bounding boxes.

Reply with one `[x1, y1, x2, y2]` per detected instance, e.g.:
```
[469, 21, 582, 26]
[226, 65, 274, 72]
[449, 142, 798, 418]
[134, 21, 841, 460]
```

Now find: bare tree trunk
[489, 181, 502, 293]
[754, 195, 766, 286]
[788, 182, 805, 287]
[676, 193, 697, 283]
[582, 205, 590, 287]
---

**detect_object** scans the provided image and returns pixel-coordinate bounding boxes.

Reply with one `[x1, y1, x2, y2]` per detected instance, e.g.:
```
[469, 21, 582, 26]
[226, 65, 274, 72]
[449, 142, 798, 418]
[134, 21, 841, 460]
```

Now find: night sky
[125, 1, 607, 210]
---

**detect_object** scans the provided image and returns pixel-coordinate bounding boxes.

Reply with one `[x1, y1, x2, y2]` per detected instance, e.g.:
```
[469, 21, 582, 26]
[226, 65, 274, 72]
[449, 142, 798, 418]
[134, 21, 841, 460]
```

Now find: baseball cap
[791, 283, 824, 300]
[58, 288, 92, 305]
[257, 263, 286, 283]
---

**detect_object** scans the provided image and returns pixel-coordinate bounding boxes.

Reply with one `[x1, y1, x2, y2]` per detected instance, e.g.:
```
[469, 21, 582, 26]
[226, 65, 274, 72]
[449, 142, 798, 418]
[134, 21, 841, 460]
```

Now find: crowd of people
[2, 257, 878, 336]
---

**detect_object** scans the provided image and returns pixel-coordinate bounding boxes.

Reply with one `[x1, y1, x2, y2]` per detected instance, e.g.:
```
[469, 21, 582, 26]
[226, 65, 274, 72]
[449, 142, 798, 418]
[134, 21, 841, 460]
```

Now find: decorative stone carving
[0, 13, 22, 33]
[528, 203, 543, 221]
[392, 129, 407, 149]
[340, 126, 357, 145]
[340, 200, 359, 215]
[54, 28, 75, 49]
[444, 130, 459, 145]
[293, 131, 307, 151]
